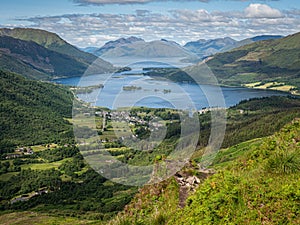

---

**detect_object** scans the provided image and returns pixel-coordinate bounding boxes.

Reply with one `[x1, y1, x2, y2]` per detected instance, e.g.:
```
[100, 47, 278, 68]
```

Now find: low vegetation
[1, 65, 300, 224]
[112, 119, 300, 225]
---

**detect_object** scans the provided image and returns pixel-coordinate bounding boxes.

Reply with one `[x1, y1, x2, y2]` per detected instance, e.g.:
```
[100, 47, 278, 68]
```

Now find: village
[5, 147, 34, 160]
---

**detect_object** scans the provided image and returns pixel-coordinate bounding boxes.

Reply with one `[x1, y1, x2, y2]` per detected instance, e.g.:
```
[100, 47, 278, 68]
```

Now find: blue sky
[1, 0, 299, 47]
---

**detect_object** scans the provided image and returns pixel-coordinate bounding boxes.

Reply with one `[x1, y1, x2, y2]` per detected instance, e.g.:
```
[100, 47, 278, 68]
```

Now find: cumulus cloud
[13, 4, 300, 47]
[245, 4, 283, 18]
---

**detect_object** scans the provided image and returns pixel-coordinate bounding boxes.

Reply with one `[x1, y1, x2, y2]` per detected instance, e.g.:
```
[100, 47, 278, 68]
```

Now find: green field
[0, 172, 19, 181]
[21, 158, 71, 170]
[0, 211, 102, 225]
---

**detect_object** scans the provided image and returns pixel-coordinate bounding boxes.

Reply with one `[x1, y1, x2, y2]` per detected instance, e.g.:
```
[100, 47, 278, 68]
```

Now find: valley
[0, 21, 299, 225]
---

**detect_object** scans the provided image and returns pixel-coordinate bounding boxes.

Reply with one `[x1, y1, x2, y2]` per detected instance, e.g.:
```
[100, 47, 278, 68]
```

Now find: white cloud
[12, 4, 299, 47]
[245, 4, 283, 18]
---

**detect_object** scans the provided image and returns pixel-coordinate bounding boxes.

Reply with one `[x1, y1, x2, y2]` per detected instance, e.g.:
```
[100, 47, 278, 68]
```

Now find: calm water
[54, 73, 289, 110]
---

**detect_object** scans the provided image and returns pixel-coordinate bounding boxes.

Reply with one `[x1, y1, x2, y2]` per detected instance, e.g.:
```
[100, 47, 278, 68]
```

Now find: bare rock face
[174, 162, 215, 208]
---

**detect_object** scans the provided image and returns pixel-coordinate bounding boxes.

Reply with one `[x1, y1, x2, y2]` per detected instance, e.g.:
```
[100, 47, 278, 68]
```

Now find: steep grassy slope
[0, 70, 74, 151]
[0, 95, 299, 224]
[172, 119, 300, 225]
[205, 32, 300, 90]
[110, 119, 300, 225]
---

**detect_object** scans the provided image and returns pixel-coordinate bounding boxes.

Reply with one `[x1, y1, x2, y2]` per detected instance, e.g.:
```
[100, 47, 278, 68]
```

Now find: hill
[0, 28, 95, 63]
[94, 36, 144, 56]
[192, 32, 300, 92]
[184, 37, 237, 59]
[221, 35, 283, 52]
[0, 36, 91, 79]
[109, 116, 300, 225]
[0, 51, 49, 80]
[0, 28, 114, 79]
[0, 70, 74, 152]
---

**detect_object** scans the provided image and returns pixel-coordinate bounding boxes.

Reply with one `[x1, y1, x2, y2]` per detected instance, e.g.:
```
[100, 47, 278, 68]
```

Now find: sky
[0, 0, 300, 47]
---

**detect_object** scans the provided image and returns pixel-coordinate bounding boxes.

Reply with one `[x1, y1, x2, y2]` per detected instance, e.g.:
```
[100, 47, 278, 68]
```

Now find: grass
[212, 138, 263, 169]
[21, 158, 71, 170]
[0, 211, 101, 225]
[72, 114, 102, 129]
[269, 85, 296, 92]
[244, 82, 296, 93]
[0, 172, 19, 181]
[31, 144, 58, 152]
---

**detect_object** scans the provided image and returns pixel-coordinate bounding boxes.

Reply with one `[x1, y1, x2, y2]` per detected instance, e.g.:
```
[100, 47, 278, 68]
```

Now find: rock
[186, 177, 195, 185]
[194, 176, 201, 184]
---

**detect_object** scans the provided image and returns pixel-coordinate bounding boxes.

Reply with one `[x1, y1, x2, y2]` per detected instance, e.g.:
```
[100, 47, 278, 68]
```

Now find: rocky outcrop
[174, 166, 215, 208]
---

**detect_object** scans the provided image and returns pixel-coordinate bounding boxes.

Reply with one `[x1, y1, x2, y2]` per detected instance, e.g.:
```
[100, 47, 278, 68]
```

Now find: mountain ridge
[0, 28, 96, 63]
[94, 36, 145, 56]
[221, 34, 284, 52]
[0, 28, 114, 80]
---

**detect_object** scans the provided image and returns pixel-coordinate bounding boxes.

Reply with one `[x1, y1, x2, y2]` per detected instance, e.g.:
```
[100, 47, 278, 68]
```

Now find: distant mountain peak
[94, 36, 144, 56]
[103, 36, 144, 46]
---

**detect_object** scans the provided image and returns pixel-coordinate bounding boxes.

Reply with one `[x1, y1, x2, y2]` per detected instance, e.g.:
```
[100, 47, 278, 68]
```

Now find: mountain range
[0, 28, 297, 91]
[96, 38, 197, 62]
[85, 35, 284, 62]
[0, 28, 114, 80]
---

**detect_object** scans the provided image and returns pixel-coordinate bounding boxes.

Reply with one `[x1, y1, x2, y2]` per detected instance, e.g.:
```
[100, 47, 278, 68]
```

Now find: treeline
[198, 96, 300, 150]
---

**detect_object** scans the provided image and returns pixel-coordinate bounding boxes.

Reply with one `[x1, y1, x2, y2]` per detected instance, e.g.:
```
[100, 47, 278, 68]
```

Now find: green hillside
[0, 28, 95, 63]
[0, 70, 74, 151]
[0, 36, 92, 79]
[205, 32, 300, 92]
[0, 28, 114, 80]
[0, 53, 49, 80]
[0, 95, 299, 224]
[110, 118, 300, 225]
[172, 119, 300, 225]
